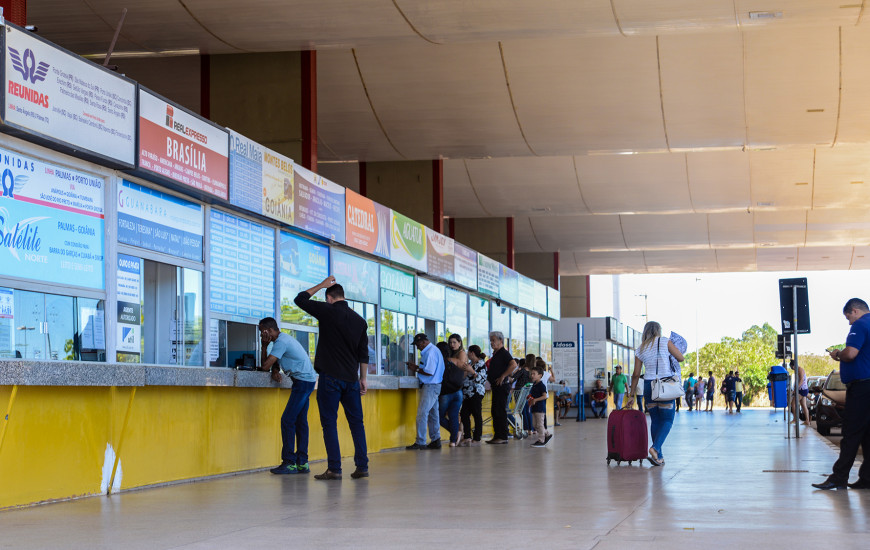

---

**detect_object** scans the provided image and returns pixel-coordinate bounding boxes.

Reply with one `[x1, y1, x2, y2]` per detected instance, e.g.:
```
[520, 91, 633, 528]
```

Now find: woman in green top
[609, 365, 628, 410]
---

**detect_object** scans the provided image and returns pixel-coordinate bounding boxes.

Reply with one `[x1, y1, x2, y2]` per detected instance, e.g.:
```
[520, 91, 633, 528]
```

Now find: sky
[589, 270, 870, 356]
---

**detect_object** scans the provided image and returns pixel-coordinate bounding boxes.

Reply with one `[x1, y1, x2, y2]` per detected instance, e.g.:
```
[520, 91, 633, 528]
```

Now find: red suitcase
[606, 409, 648, 465]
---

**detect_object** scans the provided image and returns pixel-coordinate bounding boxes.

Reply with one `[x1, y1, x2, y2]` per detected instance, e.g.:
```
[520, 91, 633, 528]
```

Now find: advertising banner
[331, 249, 379, 305]
[345, 189, 390, 259]
[138, 89, 229, 200]
[279, 231, 329, 327]
[0, 146, 105, 289]
[117, 180, 203, 261]
[477, 253, 499, 297]
[209, 210, 275, 321]
[0, 287, 13, 358]
[390, 211, 427, 272]
[548, 287, 561, 320]
[533, 281, 548, 315]
[116, 254, 141, 357]
[416, 277, 445, 322]
[294, 164, 345, 243]
[499, 265, 519, 306]
[380, 264, 416, 315]
[228, 130, 294, 225]
[425, 227, 454, 282]
[2, 25, 136, 166]
[518, 274, 535, 311]
[453, 243, 477, 290]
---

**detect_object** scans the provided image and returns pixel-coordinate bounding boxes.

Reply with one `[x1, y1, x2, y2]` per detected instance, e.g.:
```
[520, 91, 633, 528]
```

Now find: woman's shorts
[799, 387, 809, 397]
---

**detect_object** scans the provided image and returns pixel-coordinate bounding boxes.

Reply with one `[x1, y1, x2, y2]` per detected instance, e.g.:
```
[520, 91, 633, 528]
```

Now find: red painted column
[586, 275, 591, 317]
[301, 51, 317, 172]
[432, 159, 444, 233]
[0, 0, 26, 25]
[506, 217, 515, 269]
[199, 55, 210, 119]
[448, 218, 455, 239]
[553, 252, 560, 290]
[358, 161, 367, 197]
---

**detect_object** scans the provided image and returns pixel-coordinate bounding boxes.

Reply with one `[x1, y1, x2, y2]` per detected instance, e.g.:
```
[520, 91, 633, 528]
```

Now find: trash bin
[767, 365, 789, 408]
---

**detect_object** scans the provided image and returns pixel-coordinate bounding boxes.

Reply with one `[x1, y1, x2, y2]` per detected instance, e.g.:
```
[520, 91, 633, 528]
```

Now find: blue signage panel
[117, 180, 203, 261]
[209, 210, 275, 320]
[0, 146, 105, 289]
[417, 277, 446, 322]
[380, 264, 416, 315]
[279, 231, 329, 327]
[331, 249, 379, 304]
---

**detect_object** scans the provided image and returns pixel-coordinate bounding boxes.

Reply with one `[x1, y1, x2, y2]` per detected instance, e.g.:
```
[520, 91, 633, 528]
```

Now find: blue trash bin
[767, 365, 789, 408]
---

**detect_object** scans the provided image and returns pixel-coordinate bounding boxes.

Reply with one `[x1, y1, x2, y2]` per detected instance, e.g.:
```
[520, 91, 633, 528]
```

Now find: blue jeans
[522, 402, 533, 430]
[417, 383, 441, 444]
[439, 390, 463, 444]
[614, 393, 625, 410]
[281, 379, 315, 465]
[316, 374, 368, 474]
[644, 379, 675, 458]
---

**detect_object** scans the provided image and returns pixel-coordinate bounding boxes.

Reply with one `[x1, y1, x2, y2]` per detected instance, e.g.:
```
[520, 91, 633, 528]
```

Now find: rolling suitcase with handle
[606, 409, 647, 465]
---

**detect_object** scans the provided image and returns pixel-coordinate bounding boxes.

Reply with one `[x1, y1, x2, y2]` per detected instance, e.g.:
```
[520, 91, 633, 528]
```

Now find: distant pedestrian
[789, 360, 810, 424]
[684, 373, 697, 411]
[813, 298, 870, 490]
[724, 370, 736, 413]
[706, 371, 715, 411]
[294, 277, 370, 480]
[695, 376, 705, 412]
[734, 370, 744, 413]
[486, 331, 517, 445]
[629, 321, 685, 467]
[459, 345, 487, 446]
[527, 365, 552, 447]
[609, 365, 628, 410]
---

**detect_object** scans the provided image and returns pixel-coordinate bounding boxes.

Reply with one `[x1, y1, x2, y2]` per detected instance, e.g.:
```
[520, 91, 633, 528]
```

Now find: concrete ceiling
[27, 1, 870, 275]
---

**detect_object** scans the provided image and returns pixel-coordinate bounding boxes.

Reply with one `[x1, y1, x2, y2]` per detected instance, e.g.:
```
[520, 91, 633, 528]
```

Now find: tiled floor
[0, 409, 865, 549]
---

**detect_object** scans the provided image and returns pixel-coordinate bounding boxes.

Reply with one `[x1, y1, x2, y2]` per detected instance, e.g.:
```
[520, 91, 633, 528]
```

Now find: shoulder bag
[650, 338, 685, 402]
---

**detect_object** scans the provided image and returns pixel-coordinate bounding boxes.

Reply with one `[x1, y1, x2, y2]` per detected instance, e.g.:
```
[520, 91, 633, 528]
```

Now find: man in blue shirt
[258, 317, 318, 475]
[405, 333, 445, 450]
[814, 298, 870, 490]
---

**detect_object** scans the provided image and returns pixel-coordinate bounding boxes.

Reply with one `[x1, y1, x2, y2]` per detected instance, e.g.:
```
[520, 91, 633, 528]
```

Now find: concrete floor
[0, 409, 867, 550]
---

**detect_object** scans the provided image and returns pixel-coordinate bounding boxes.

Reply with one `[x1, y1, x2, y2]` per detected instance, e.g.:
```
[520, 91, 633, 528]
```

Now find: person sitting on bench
[591, 380, 608, 418]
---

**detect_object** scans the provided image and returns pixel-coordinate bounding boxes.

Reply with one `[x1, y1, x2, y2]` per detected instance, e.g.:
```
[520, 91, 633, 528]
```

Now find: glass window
[380, 309, 410, 376]
[491, 302, 510, 346]
[526, 316, 540, 357]
[468, 295, 490, 353]
[445, 288, 468, 344]
[349, 301, 378, 375]
[2, 289, 104, 361]
[540, 320, 552, 364]
[212, 320, 259, 368]
[510, 310, 525, 358]
[141, 260, 204, 366]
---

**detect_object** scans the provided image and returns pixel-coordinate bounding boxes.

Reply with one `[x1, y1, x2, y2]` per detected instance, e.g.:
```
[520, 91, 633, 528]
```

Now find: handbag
[650, 338, 685, 402]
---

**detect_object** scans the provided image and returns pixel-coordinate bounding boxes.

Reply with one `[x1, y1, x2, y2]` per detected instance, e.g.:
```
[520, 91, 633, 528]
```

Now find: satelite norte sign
[138, 88, 229, 200]
[2, 24, 136, 166]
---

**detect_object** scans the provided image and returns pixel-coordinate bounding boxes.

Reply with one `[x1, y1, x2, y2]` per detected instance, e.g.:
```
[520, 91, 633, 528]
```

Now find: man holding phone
[405, 333, 445, 450]
[258, 317, 317, 475]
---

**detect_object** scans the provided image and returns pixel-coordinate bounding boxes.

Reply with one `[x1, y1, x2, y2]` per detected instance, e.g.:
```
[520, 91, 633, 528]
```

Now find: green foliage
[682, 322, 779, 401]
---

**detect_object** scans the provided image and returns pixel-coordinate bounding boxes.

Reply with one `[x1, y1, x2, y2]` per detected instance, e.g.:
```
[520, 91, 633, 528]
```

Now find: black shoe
[270, 463, 296, 475]
[848, 479, 870, 489]
[544, 433, 553, 445]
[554, 422, 562, 427]
[812, 479, 847, 490]
[426, 439, 442, 449]
[350, 468, 369, 479]
[406, 443, 425, 450]
[313, 470, 342, 481]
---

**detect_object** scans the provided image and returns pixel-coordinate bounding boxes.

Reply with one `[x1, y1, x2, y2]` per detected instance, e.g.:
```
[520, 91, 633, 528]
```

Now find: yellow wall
[0, 386, 418, 510]
[0, 385, 559, 509]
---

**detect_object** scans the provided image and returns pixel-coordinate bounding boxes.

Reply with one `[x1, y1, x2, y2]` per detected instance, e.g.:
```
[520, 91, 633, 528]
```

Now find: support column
[358, 161, 367, 196]
[301, 51, 317, 171]
[452, 218, 508, 265]
[560, 275, 590, 318]
[448, 218, 455, 239]
[432, 159, 444, 233]
[554, 252, 560, 290]
[515, 252, 556, 288]
[0, 0, 26, 25]
[199, 55, 210, 119]
[506, 217, 515, 269]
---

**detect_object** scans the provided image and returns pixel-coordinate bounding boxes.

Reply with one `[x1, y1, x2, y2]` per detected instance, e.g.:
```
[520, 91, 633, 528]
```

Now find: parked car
[806, 376, 826, 420]
[815, 371, 846, 436]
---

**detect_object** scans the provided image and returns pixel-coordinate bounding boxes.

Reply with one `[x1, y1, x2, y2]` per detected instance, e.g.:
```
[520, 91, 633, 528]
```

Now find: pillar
[300, 51, 317, 171]
[0, 0, 25, 25]
[432, 159, 444, 233]
[560, 275, 590, 318]
[506, 217, 515, 269]
[452, 217, 509, 265]
[515, 252, 557, 288]
[364, 161, 443, 230]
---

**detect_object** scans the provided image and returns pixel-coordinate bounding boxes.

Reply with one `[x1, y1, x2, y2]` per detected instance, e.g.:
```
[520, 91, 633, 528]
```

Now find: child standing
[528, 366, 553, 448]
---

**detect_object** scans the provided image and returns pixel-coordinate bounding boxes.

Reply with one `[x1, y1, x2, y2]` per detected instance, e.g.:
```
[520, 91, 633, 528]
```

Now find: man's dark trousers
[491, 383, 510, 440]
[316, 373, 368, 474]
[831, 379, 870, 484]
[281, 379, 315, 465]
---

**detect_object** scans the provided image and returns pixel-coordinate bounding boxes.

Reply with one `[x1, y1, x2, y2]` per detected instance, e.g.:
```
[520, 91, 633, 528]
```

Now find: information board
[116, 254, 141, 357]
[533, 281, 548, 315]
[518, 274, 535, 311]
[499, 265, 519, 306]
[547, 287, 561, 320]
[138, 88, 229, 200]
[117, 180, 203, 261]
[345, 189, 390, 259]
[477, 254, 499, 297]
[380, 264, 416, 315]
[445, 287, 468, 338]
[417, 277, 446, 322]
[0, 145, 105, 289]
[553, 341, 579, 391]
[2, 25, 136, 166]
[294, 164, 345, 243]
[279, 231, 329, 327]
[331, 249, 379, 304]
[209, 210, 275, 321]
[453, 243, 477, 290]
[426, 228, 454, 282]
[390, 211, 427, 272]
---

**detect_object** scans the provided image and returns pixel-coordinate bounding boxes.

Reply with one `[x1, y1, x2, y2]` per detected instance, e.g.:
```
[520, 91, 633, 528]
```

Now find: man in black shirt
[486, 330, 517, 444]
[295, 276, 369, 480]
